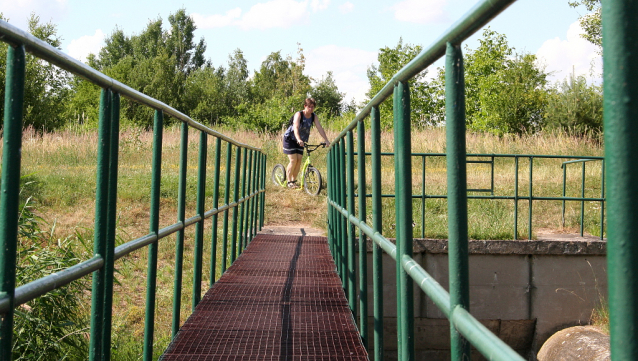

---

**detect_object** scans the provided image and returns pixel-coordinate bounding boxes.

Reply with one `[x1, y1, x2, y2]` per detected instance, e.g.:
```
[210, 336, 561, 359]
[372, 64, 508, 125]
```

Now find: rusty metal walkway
[160, 233, 368, 360]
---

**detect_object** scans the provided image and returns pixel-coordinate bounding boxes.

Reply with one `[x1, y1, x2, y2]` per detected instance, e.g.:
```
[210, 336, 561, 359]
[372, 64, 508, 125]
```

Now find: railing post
[260, 153, 266, 230]
[327, 148, 334, 256]
[357, 119, 368, 349]
[370, 106, 384, 361]
[239, 148, 248, 251]
[347, 131, 356, 312]
[89, 88, 112, 361]
[602, 0, 638, 358]
[231, 146, 242, 264]
[251, 153, 260, 239]
[514, 157, 519, 240]
[244, 151, 253, 246]
[580, 162, 586, 237]
[172, 122, 188, 337]
[445, 42, 471, 360]
[143, 109, 163, 360]
[102, 91, 120, 360]
[210, 138, 222, 286]
[528, 158, 533, 240]
[193, 131, 208, 308]
[394, 81, 414, 361]
[339, 140, 348, 288]
[0, 44, 24, 361]
[222, 142, 233, 272]
[600, 160, 605, 240]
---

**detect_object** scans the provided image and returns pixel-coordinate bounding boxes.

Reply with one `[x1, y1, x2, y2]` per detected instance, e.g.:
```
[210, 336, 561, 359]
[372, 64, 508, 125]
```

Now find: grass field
[10, 124, 604, 358]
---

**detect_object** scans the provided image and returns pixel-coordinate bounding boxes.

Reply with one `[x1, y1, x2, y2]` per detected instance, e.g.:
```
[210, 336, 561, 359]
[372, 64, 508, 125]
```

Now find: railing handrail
[0, 20, 260, 152]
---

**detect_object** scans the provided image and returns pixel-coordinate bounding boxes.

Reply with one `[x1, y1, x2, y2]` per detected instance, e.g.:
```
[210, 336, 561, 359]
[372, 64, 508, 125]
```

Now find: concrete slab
[259, 224, 325, 237]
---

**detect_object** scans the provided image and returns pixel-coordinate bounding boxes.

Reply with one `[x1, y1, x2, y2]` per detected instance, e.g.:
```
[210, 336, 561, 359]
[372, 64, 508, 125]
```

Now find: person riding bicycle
[282, 97, 331, 188]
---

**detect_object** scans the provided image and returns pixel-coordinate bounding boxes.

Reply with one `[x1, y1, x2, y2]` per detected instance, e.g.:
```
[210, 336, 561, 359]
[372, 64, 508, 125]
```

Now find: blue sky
[1, 0, 601, 103]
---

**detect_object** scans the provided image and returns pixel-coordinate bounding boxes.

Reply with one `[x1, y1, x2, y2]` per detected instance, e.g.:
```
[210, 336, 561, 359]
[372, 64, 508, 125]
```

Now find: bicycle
[271, 143, 326, 196]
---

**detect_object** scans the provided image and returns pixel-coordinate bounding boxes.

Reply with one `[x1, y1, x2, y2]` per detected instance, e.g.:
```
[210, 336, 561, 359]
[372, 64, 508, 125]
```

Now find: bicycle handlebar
[304, 143, 326, 153]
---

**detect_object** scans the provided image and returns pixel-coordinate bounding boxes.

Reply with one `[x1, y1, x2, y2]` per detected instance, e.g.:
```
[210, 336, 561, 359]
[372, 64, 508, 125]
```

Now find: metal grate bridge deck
[160, 233, 368, 360]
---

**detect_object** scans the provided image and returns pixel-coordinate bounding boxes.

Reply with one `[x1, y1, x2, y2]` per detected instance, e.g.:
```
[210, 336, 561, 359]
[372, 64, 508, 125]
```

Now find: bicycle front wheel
[303, 166, 322, 196]
[271, 164, 286, 187]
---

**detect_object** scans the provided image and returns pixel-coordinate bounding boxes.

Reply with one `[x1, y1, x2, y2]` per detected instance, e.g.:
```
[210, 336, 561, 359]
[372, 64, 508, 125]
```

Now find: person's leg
[287, 153, 302, 182]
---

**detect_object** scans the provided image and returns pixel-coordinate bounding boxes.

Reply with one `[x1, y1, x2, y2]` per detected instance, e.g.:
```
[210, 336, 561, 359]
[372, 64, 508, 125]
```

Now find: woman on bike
[282, 97, 331, 188]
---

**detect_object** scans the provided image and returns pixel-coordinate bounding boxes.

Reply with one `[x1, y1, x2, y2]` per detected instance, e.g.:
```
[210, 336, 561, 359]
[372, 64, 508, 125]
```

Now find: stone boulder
[537, 326, 609, 361]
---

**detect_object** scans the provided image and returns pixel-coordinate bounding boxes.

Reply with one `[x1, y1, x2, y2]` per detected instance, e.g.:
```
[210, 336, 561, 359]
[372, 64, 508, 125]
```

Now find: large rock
[537, 326, 609, 361]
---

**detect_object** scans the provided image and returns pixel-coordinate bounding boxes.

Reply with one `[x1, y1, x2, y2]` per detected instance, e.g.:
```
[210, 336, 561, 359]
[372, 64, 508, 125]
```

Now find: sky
[1, 0, 601, 103]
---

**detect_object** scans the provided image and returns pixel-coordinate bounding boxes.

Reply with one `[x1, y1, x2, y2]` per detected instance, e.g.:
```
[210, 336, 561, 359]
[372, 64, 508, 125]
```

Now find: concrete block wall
[349, 237, 607, 360]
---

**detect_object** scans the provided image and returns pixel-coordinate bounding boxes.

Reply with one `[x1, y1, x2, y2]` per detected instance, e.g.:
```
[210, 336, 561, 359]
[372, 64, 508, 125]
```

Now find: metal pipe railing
[0, 19, 267, 361]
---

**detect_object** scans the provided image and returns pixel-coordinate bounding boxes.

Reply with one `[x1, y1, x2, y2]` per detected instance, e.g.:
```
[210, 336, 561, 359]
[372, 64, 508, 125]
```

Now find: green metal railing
[327, 0, 635, 360]
[354, 152, 605, 240]
[0, 21, 266, 360]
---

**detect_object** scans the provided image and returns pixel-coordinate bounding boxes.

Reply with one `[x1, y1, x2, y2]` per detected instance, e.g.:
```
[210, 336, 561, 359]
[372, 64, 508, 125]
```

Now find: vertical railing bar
[0, 44, 25, 361]
[580, 162, 586, 237]
[260, 153, 266, 230]
[514, 157, 519, 240]
[248, 151, 257, 242]
[172, 122, 188, 337]
[102, 91, 120, 360]
[421, 155, 426, 239]
[357, 120, 368, 349]
[600, 160, 605, 240]
[210, 138, 222, 286]
[143, 109, 163, 359]
[370, 106, 384, 361]
[243, 151, 253, 247]
[222, 142, 232, 273]
[347, 131, 356, 312]
[239, 148, 248, 252]
[562, 163, 567, 227]
[602, 0, 638, 357]
[89, 88, 112, 361]
[528, 157, 533, 240]
[231, 146, 242, 264]
[193, 131, 207, 308]
[393, 85, 403, 361]
[445, 42, 470, 360]
[251, 153, 260, 239]
[395, 80, 414, 361]
[490, 156, 495, 196]
[339, 140, 348, 288]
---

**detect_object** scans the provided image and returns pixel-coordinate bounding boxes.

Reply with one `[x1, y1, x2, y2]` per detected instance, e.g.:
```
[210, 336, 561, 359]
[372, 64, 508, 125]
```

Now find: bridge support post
[602, 0, 638, 359]
[210, 138, 222, 287]
[0, 44, 24, 361]
[347, 131, 356, 312]
[445, 41, 471, 360]
[357, 119, 368, 349]
[370, 105, 384, 361]
[172, 122, 188, 337]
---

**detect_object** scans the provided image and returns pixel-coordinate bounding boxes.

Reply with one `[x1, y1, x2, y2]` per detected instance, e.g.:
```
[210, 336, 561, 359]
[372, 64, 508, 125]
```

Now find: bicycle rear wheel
[271, 164, 286, 187]
[303, 166, 322, 196]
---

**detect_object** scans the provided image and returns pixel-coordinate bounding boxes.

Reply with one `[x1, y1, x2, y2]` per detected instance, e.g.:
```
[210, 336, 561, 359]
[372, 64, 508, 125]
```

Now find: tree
[544, 73, 603, 135]
[310, 71, 344, 118]
[569, 0, 601, 51]
[366, 38, 437, 128]
[0, 13, 71, 132]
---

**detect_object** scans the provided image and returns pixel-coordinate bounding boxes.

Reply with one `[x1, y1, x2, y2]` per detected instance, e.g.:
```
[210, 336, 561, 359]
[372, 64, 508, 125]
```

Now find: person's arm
[313, 115, 331, 147]
[293, 112, 304, 147]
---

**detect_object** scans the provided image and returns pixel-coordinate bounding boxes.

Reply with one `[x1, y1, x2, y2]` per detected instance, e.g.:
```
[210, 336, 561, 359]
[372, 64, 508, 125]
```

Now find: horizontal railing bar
[0, 256, 104, 313]
[562, 159, 602, 166]
[401, 254, 451, 316]
[114, 189, 265, 261]
[356, 194, 605, 202]
[451, 306, 525, 361]
[332, 0, 519, 142]
[0, 20, 260, 152]
[355, 152, 603, 159]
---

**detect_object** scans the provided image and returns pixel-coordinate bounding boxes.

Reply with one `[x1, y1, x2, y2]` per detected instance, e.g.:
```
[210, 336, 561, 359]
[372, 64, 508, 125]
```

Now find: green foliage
[545, 74, 603, 135]
[366, 38, 437, 128]
[310, 71, 344, 118]
[569, 0, 602, 51]
[12, 180, 89, 360]
[0, 14, 71, 132]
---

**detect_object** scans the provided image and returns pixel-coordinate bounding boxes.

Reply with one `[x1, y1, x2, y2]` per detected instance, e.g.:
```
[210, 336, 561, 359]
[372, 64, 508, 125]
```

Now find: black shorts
[282, 136, 303, 155]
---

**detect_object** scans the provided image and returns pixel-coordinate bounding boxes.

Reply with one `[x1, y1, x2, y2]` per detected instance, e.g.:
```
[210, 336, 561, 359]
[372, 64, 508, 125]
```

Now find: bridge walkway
[160, 232, 368, 360]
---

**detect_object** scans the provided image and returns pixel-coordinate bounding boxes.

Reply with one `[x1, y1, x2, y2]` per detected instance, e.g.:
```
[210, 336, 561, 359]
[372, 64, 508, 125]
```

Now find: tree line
[1, 5, 602, 137]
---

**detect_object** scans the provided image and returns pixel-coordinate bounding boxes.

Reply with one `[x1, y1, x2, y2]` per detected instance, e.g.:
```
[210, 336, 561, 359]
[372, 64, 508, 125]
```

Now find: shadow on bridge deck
[160, 233, 367, 360]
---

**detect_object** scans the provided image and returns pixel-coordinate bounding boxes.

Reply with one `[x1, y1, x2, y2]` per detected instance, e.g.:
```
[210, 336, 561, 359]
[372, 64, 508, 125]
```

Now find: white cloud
[391, 0, 448, 24]
[536, 21, 602, 83]
[339, 2, 355, 14]
[236, 0, 310, 30]
[0, 0, 68, 29]
[192, 8, 242, 29]
[306, 45, 378, 102]
[67, 29, 105, 62]
[311, 0, 330, 12]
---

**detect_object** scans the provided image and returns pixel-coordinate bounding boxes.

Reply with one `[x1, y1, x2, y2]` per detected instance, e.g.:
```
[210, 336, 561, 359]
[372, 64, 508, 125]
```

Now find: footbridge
[1, 0, 638, 360]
